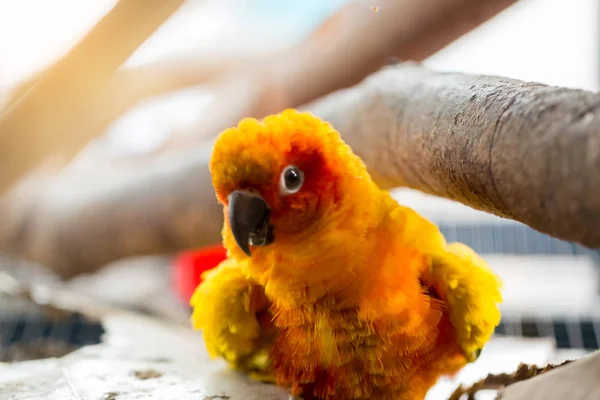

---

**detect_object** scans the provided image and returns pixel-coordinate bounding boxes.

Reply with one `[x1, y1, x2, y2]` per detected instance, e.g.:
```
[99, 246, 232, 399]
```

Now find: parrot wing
[390, 203, 503, 361]
[426, 242, 503, 361]
[190, 257, 276, 379]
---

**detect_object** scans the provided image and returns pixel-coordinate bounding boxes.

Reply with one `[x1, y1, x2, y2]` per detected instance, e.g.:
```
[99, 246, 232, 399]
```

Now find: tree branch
[0, 0, 184, 194]
[308, 63, 600, 248]
[138, 0, 520, 151]
[0, 146, 222, 279]
[280, 0, 518, 108]
[3, 63, 599, 278]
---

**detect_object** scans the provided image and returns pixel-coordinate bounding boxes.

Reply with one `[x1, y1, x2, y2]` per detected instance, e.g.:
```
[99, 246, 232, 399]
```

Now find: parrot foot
[467, 347, 483, 363]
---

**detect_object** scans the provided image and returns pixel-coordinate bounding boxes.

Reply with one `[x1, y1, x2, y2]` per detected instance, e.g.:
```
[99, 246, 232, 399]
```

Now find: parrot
[190, 109, 502, 400]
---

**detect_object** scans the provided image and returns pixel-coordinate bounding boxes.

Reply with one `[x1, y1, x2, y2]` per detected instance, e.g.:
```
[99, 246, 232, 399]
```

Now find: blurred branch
[279, 0, 519, 108]
[0, 146, 222, 278]
[309, 63, 600, 248]
[70, 52, 266, 154]
[0, 0, 520, 278]
[67, 0, 522, 152]
[164, 0, 519, 148]
[4, 53, 242, 151]
[0, 0, 184, 194]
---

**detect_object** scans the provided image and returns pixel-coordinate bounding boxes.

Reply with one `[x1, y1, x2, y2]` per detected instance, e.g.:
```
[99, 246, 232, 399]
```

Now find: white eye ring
[279, 165, 304, 195]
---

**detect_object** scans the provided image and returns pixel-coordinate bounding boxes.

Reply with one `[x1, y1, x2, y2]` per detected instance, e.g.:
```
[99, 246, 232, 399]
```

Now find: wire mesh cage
[0, 274, 105, 363]
[437, 221, 600, 353]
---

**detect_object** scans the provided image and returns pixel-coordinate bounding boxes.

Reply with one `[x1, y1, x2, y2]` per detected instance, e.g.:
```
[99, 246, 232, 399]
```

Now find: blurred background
[0, 0, 599, 399]
[1, 0, 598, 156]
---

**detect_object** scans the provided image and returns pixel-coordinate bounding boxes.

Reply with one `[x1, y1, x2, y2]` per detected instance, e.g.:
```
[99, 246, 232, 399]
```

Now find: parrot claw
[467, 348, 483, 363]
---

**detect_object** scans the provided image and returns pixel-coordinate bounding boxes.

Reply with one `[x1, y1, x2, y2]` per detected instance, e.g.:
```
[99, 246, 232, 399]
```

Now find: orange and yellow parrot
[191, 109, 502, 400]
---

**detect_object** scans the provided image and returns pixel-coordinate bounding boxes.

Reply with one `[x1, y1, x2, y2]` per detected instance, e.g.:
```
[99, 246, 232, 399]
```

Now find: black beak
[227, 190, 273, 256]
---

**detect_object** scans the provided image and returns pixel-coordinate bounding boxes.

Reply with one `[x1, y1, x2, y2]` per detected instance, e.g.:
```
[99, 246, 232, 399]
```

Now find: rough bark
[308, 63, 600, 248]
[0, 0, 184, 194]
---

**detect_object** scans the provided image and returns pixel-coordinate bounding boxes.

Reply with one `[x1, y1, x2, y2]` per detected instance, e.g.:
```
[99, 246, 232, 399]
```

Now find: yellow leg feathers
[190, 259, 275, 378]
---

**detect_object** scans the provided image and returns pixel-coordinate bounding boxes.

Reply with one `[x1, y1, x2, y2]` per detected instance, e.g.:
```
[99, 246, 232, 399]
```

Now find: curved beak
[227, 190, 273, 256]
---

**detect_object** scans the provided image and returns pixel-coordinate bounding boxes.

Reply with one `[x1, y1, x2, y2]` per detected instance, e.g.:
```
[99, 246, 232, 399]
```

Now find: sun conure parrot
[190, 109, 502, 400]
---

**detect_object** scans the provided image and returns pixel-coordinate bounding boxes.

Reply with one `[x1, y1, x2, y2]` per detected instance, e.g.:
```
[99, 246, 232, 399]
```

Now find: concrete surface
[0, 309, 291, 400]
[0, 306, 557, 400]
[0, 273, 563, 400]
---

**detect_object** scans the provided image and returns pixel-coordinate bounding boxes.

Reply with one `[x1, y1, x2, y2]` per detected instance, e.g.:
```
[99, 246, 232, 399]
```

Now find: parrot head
[209, 109, 373, 262]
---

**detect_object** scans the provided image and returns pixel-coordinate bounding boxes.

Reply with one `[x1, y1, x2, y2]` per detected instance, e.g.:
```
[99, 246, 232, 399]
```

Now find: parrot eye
[280, 165, 304, 195]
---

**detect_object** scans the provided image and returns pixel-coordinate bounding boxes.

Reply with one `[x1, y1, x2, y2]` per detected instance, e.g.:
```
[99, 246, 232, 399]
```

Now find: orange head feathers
[209, 109, 376, 263]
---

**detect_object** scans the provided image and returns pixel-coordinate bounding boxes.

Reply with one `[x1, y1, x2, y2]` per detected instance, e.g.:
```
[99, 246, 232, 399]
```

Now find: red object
[172, 244, 228, 304]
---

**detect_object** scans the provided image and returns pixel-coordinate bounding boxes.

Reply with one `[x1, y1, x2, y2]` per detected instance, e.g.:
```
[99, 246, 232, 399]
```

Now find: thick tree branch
[308, 63, 600, 248]
[0, 145, 221, 279]
[0, 0, 184, 194]
[2, 64, 599, 278]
